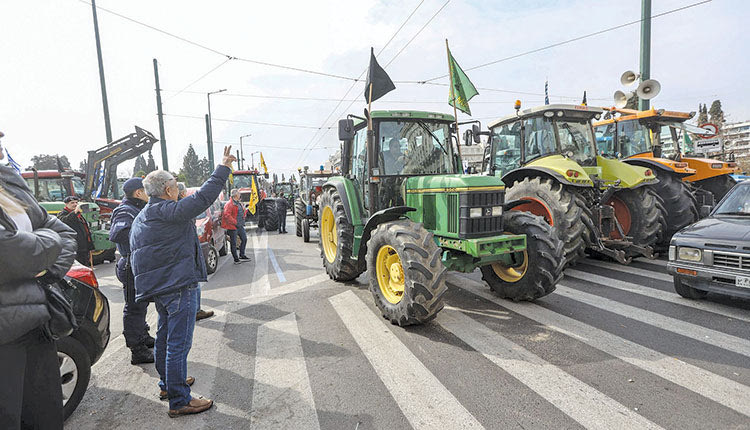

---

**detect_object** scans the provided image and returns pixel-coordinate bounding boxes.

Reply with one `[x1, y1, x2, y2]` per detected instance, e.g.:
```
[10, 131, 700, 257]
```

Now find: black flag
[364, 47, 395, 103]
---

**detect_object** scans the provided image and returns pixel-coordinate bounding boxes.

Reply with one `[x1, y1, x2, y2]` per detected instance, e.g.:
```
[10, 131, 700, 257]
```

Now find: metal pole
[638, 0, 652, 111]
[205, 114, 213, 166]
[91, 0, 112, 145]
[153, 59, 168, 171]
[240, 134, 252, 170]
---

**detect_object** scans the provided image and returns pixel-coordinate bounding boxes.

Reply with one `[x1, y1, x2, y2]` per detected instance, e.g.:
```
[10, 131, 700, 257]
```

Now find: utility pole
[205, 114, 213, 167]
[639, 0, 652, 111]
[153, 59, 168, 171]
[91, 0, 112, 145]
[240, 133, 252, 170]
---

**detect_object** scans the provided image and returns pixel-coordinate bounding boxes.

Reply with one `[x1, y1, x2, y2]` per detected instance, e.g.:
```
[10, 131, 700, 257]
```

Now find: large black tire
[651, 172, 698, 247]
[57, 336, 92, 420]
[302, 218, 311, 243]
[506, 176, 587, 265]
[697, 175, 737, 204]
[673, 277, 707, 299]
[92, 248, 116, 265]
[263, 201, 280, 232]
[319, 187, 362, 281]
[480, 211, 565, 301]
[366, 219, 447, 326]
[607, 186, 665, 254]
[295, 199, 305, 237]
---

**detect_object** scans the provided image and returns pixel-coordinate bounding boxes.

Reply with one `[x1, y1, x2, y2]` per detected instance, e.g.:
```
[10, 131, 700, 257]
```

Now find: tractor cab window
[489, 121, 522, 176]
[350, 127, 369, 207]
[25, 178, 67, 202]
[616, 120, 651, 157]
[595, 122, 617, 157]
[523, 117, 556, 162]
[558, 120, 596, 165]
[377, 120, 454, 176]
[71, 177, 85, 196]
[233, 175, 254, 189]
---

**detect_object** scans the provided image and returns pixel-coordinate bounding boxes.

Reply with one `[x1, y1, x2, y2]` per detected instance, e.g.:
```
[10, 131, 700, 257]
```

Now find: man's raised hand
[221, 146, 237, 169]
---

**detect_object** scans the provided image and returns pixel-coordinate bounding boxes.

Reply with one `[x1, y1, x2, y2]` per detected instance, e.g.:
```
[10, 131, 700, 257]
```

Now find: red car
[188, 188, 228, 274]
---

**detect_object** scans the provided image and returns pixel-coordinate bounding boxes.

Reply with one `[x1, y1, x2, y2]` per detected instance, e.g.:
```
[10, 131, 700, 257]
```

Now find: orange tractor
[594, 108, 740, 247]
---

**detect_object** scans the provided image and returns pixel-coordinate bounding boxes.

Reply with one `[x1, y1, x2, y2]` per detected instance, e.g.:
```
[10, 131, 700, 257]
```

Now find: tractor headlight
[492, 206, 503, 216]
[677, 247, 702, 262]
[469, 207, 482, 218]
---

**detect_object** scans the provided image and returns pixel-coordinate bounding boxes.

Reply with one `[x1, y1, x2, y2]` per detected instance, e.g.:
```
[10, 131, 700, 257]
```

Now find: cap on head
[122, 177, 144, 195]
[63, 196, 80, 203]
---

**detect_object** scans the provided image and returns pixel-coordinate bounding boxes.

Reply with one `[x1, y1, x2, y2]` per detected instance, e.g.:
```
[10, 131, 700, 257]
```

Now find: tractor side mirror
[699, 205, 712, 218]
[653, 145, 662, 158]
[471, 124, 482, 144]
[463, 130, 473, 146]
[338, 119, 355, 141]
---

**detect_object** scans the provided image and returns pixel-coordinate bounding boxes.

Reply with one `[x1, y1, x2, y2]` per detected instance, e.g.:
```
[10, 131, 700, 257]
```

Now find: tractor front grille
[447, 194, 458, 234]
[459, 191, 505, 239]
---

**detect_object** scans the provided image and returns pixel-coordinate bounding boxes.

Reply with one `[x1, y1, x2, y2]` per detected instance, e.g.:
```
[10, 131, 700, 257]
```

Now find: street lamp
[249, 151, 260, 170]
[206, 88, 226, 166]
[239, 133, 252, 170]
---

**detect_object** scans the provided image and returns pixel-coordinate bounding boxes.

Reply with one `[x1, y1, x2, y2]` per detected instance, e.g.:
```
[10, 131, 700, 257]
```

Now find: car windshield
[377, 120, 455, 175]
[557, 120, 596, 165]
[714, 184, 750, 215]
[233, 175, 254, 189]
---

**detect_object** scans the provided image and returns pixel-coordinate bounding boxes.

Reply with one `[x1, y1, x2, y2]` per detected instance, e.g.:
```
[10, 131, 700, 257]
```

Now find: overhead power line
[166, 58, 233, 101]
[420, 0, 712, 82]
[213, 140, 338, 151]
[384, 0, 450, 68]
[163, 113, 333, 129]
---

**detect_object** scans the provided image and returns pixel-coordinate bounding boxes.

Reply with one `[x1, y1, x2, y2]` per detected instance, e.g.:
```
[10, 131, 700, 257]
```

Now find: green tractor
[477, 103, 665, 265]
[320, 110, 565, 326]
[295, 166, 333, 242]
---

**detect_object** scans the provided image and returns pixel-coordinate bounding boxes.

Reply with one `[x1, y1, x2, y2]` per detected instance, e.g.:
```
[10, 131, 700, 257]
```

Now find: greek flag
[544, 80, 549, 105]
[5, 148, 22, 173]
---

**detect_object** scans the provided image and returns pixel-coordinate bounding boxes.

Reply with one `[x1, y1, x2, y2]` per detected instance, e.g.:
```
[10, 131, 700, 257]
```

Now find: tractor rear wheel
[366, 220, 447, 326]
[697, 174, 737, 203]
[651, 172, 698, 248]
[263, 202, 279, 232]
[319, 187, 362, 281]
[295, 199, 305, 237]
[480, 211, 564, 301]
[606, 187, 665, 254]
[506, 176, 587, 265]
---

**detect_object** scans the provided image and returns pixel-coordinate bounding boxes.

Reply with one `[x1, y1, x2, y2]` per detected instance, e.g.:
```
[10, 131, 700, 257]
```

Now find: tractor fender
[624, 158, 693, 178]
[502, 166, 588, 188]
[357, 206, 416, 266]
[322, 180, 355, 225]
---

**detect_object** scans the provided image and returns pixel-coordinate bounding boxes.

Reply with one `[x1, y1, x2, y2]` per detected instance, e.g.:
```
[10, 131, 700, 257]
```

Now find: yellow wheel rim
[376, 245, 405, 304]
[492, 249, 528, 283]
[321, 206, 337, 263]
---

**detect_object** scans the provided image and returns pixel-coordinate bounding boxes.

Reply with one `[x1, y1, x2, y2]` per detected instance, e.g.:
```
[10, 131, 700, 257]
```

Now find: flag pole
[366, 82, 378, 208]
[446, 39, 463, 160]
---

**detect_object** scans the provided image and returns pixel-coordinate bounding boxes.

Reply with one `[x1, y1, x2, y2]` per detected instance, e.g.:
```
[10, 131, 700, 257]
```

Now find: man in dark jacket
[109, 177, 154, 365]
[57, 195, 94, 265]
[130, 146, 235, 418]
[276, 192, 288, 233]
[0, 145, 77, 429]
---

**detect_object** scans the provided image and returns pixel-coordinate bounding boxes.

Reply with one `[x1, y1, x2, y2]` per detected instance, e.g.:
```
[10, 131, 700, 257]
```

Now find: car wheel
[673, 277, 708, 299]
[57, 336, 92, 420]
[206, 246, 218, 274]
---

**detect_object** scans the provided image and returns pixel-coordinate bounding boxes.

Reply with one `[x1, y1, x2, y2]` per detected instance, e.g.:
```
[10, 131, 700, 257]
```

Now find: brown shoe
[196, 309, 214, 321]
[168, 397, 213, 418]
[159, 376, 195, 400]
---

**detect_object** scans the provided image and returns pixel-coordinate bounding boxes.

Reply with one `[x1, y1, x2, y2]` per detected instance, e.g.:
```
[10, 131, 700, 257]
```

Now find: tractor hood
[526, 155, 594, 186]
[404, 174, 505, 193]
[625, 153, 696, 176]
[585, 155, 658, 189]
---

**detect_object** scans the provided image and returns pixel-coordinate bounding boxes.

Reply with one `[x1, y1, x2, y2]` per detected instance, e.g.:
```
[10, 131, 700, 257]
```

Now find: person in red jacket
[222, 189, 249, 264]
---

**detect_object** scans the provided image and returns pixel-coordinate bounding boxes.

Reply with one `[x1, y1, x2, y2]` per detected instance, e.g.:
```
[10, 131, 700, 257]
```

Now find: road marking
[582, 259, 672, 282]
[251, 313, 320, 429]
[329, 290, 483, 430]
[250, 230, 271, 296]
[565, 268, 750, 323]
[556, 284, 750, 357]
[267, 248, 287, 283]
[439, 309, 663, 430]
[452, 275, 750, 417]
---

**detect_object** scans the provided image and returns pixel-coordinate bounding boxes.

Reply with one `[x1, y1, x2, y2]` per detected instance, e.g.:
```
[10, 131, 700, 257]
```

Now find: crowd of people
[0, 141, 299, 427]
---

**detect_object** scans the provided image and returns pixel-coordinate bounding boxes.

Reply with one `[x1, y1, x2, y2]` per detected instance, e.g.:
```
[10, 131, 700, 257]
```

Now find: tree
[198, 157, 212, 183]
[178, 144, 202, 186]
[708, 100, 725, 127]
[133, 155, 147, 174]
[146, 151, 157, 173]
[696, 103, 708, 125]
[281, 173, 286, 182]
[31, 154, 70, 170]
[625, 94, 640, 110]
[79, 159, 88, 173]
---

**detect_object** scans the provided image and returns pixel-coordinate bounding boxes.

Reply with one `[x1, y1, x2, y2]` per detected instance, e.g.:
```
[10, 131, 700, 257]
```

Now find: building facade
[723, 121, 750, 171]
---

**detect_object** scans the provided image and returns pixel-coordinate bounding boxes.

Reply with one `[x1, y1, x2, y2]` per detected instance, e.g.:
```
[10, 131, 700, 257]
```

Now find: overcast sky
[1, 0, 747, 177]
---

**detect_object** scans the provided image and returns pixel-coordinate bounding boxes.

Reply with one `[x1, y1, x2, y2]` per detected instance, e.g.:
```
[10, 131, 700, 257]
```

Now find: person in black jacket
[57, 195, 94, 266]
[0, 136, 77, 429]
[276, 192, 288, 233]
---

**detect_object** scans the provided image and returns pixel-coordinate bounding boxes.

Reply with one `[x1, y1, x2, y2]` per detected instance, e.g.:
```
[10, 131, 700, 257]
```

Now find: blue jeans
[227, 228, 247, 260]
[153, 285, 199, 410]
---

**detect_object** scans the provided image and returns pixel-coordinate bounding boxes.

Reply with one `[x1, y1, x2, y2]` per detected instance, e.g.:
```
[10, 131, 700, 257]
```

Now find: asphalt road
[66, 218, 750, 429]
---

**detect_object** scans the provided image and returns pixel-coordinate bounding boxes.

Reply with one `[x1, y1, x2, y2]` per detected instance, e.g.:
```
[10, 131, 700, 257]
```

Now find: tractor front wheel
[295, 199, 305, 237]
[319, 187, 362, 281]
[480, 211, 564, 301]
[302, 218, 311, 242]
[366, 220, 447, 326]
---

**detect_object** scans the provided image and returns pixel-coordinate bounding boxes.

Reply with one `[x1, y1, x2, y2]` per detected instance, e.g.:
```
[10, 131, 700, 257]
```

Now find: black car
[667, 181, 750, 299]
[58, 265, 111, 420]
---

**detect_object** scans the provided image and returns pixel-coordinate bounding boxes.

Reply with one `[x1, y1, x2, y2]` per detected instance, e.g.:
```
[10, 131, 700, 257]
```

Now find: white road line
[452, 275, 750, 417]
[565, 269, 750, 323]
[251, 230, 271, 296]
[556, 284, 750, 357]
[583, 259, 672, 282]
[329, 290, 483, 430]
[439, 309, 663, 430]
[251, 313, 320, 429]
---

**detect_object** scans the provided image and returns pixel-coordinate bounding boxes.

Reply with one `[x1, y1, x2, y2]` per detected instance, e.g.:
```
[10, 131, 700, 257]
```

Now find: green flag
[447, 44, 479, 115]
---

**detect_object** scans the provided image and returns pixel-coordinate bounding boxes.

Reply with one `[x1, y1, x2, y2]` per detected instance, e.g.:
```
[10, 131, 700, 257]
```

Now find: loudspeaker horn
[614, 90, 634, 108]
[636, 79, 661, 100]
[620, 70, 639, 86]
